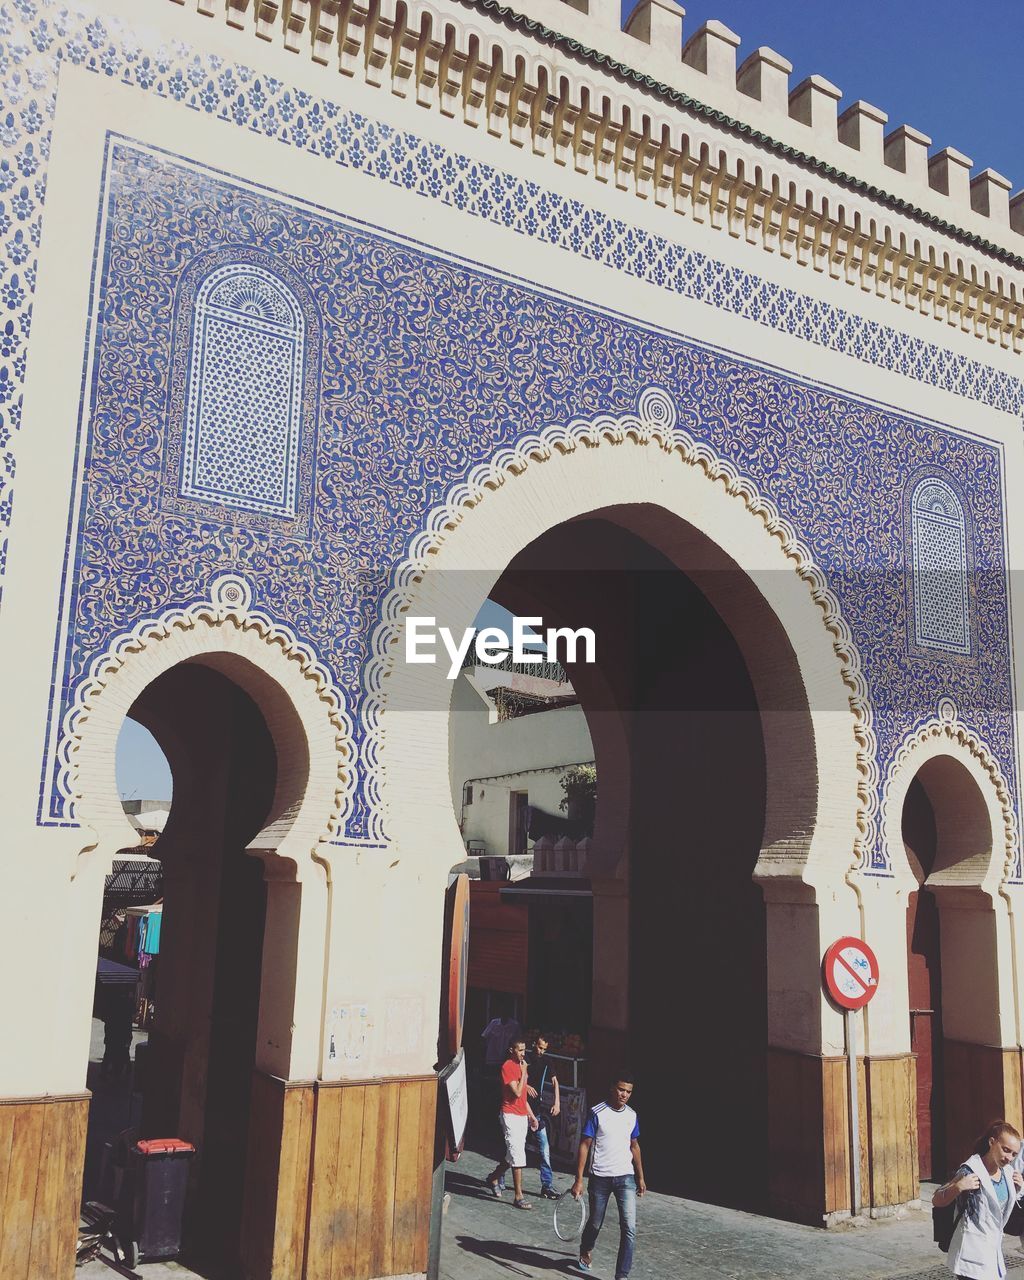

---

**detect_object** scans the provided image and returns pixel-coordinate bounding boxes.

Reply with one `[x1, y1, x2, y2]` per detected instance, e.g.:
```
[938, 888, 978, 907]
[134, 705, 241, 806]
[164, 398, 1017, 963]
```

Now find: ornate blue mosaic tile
[35, 139, 1016, 871]
[161, 248, 321, 539]
[0, 4, 1019, 866]
[909, 475, 971, 657]
[180, 265, 305, 520]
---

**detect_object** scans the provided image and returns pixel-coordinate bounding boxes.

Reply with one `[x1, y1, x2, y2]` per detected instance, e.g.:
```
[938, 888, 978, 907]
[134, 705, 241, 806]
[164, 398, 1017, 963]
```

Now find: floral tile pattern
[0, 3, 1019, 870]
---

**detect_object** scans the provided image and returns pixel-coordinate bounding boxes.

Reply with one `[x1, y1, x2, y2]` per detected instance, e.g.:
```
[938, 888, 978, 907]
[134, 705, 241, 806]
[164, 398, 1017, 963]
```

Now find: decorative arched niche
[161, 251, 322, 539]
[181, 265, 306, 519]
[907, 473, 972, 658]
[884, 705, 1017, 1052]
[64, 576, 351, 1079]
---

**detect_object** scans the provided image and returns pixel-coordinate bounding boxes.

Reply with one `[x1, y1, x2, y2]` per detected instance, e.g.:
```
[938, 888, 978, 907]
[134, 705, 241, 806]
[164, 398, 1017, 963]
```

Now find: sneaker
[539, 1187, 558, 1199]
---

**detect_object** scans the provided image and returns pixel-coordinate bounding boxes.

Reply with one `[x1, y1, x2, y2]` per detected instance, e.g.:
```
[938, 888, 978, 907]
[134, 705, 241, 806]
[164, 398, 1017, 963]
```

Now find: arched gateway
[52, 579, 350, 1274]
[379, 391, 870, 1219]
[883, 710, 1020, 1184]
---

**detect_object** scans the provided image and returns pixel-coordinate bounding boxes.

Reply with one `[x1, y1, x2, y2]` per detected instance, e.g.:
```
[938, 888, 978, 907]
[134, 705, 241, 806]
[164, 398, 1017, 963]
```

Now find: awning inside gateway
[96, 956, 139, 986]
[497, 876, 592, 901]
[103, 855, 162, 906]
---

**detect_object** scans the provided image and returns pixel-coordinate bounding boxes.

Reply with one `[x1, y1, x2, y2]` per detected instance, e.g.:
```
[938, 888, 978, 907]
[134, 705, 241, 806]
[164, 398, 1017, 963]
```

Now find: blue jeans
[535, 1124, 553, 1189]
[581, 1174, 636, 1278]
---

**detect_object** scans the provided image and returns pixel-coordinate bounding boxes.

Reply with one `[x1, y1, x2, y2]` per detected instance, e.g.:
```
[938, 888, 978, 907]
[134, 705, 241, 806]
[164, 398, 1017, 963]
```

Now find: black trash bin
[117, 1137, 195, 1267]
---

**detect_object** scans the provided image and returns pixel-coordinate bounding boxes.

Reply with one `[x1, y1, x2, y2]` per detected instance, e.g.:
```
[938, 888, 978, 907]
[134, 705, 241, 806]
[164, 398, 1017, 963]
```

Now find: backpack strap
[952, 1163, 977, 1235]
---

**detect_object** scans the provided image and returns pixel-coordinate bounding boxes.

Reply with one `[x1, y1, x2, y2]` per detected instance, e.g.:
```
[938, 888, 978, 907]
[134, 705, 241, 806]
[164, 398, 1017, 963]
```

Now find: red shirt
[500, 1058, 529, 1116]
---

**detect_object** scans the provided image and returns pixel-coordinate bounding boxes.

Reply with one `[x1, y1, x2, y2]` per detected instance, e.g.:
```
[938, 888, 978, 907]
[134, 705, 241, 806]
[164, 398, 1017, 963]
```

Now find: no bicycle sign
[823, 936, 879, 1011]
[823, 936, 880, 1216]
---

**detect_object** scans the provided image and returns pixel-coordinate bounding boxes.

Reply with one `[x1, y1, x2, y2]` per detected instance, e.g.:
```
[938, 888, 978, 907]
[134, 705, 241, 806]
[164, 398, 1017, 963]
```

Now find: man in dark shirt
[526, 1035, 560, 1198]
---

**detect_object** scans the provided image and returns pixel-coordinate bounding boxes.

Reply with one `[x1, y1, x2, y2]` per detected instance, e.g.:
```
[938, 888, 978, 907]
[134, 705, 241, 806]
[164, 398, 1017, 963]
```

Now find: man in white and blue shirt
[571, 1073, 646, 1278]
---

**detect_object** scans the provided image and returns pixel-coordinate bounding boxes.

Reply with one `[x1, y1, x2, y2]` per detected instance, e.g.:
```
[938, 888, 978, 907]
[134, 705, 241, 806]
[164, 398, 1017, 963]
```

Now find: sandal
[485, 1177, 502, 1199]
[513, 1198, 533, 1210]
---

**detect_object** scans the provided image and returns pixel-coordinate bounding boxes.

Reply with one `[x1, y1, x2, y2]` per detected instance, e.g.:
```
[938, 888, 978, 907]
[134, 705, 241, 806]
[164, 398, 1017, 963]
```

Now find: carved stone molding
[59, 574, 353, 838]
[366, 385, 878, 862]
[883, 697, 1018, 882]
[171, 0, 1024, 351]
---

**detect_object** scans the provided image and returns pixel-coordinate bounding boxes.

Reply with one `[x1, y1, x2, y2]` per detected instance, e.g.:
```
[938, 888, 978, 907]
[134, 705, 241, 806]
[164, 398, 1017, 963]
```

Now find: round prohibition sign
[823, 936, 880, 1011]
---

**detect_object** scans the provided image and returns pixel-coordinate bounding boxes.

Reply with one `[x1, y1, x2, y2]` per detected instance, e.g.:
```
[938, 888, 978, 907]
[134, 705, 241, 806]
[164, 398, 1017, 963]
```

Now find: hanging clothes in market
[142, 911, 161, 955]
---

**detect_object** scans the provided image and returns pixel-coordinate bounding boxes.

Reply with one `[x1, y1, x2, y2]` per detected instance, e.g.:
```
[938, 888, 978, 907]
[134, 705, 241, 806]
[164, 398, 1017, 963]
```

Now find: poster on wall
[444, 1051, 469, 1157]
[552, 1085, 587, 1162]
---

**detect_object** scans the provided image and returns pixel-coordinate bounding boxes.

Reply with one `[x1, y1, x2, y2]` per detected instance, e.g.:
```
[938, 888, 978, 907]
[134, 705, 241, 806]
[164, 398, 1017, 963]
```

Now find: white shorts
[500, 1112, 528, 1168]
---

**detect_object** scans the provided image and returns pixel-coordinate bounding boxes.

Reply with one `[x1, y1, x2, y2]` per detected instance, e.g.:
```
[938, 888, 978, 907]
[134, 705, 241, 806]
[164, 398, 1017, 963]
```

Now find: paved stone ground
[438, 1149, 1024, 1280]
[80, 1261, 199, 1277]
[76, 1083, 1024, 1280]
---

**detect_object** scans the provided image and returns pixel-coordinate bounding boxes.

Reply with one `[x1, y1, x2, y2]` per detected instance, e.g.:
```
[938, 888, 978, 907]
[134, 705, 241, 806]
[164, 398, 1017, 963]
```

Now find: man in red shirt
[484, 1039, 534, 1209]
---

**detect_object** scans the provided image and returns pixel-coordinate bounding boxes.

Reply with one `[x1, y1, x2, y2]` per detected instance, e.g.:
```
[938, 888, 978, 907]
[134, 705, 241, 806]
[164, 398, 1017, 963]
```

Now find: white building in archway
[449, 655, 593, 867]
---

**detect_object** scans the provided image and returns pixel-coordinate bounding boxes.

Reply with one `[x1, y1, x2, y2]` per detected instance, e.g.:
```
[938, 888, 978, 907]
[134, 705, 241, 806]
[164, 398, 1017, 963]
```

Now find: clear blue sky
[117, 718, 173, 803]
[620, 0, 1022, 187]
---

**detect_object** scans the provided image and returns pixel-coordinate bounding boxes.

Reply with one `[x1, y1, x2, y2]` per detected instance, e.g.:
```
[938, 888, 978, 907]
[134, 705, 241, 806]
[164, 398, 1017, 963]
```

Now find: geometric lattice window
[911, 477, 970, 656]
[180, 264, 304, 518]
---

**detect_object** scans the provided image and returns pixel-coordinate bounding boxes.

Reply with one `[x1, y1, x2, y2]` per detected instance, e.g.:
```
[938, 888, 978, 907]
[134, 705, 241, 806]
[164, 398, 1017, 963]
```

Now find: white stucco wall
[449, 669, 594, 857]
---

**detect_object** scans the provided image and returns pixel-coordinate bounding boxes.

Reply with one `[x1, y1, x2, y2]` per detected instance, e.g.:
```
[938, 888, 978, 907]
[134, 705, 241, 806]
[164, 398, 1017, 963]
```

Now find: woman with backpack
[933, 1119, 1024, 1277]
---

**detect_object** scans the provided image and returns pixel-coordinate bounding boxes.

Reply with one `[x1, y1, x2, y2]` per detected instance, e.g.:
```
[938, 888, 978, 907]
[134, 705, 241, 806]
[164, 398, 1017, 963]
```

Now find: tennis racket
[552, 1188, 586, 1242]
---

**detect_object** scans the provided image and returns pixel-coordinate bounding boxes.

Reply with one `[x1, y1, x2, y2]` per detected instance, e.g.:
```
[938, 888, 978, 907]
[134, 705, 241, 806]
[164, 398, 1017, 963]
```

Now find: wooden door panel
[905, 783, 944, 1180]
[911, 1010, 935, 1179]
[907, 885, 944, 1180]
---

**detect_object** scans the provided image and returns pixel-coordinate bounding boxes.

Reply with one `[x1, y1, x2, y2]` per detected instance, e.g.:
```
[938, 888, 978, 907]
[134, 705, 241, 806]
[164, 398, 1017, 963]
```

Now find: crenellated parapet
[169, 0, 1024, 350]
[509, 0, 1023, 247]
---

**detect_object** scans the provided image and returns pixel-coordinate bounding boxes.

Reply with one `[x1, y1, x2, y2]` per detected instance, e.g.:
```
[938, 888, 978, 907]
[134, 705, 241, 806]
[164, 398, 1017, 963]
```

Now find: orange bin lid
[134, 1138, 195, 1155]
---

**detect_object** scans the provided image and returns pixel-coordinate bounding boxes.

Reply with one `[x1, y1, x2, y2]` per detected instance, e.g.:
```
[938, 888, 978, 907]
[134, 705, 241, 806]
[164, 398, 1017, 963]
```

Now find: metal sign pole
[823, 937, 879, 1220]
[846, 1008, 861, 1218]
